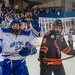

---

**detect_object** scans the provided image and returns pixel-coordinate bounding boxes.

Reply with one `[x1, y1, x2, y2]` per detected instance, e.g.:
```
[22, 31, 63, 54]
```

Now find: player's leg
[1, 59, 12, 75]
[40, 66, 52, 75]
[13, 59, 29, 75]
[53, 64, 66, 75]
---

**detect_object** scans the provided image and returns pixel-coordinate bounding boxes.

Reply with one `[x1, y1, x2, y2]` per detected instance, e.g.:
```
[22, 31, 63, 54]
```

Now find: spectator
[67, 29, 73, 49]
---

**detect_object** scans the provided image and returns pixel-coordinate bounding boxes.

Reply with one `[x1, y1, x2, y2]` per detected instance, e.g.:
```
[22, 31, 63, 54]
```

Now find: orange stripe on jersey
[40, 46, 48, 53]
[64, 47, 71, 54]
[62, 47, 69, 53]
[40, 49, 47, 53]
[56, 45, 59, 48]
[41, 46, 48, 51]
[54, 40, 56, 44]
[54, 40, 61, 54]
[58, 49, 61, 54]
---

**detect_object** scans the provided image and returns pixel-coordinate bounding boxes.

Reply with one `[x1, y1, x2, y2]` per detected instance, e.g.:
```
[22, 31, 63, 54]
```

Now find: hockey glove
[19, 47, 31, 56]
[38, 58, 47, 66]
[31, 20, 41, 32]
[25, 42, 37, 55]
[38, 52, 48, 68]
[31, 20, 39, 28]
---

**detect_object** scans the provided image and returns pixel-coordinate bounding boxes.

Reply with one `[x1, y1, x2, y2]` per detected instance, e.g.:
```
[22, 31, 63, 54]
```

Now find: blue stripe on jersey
[31, 28, 41, 37]
[20, 30, 30, 36]
[32, 30, 38, 37]
[2, 54, 11, 57]
[2, 28, 13, 33]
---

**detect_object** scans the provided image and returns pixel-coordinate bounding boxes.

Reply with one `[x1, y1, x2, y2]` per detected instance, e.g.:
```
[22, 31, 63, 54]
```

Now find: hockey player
[39, 19, 75, 75]
[0, 19, 41, 75]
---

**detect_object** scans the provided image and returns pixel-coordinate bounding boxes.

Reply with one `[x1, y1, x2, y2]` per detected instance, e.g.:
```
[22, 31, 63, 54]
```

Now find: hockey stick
[40, 55, 75, 65]
[0, 52, 20, 60]
[42, 55, 75, 62]
[59, 55, 75, 61]
[0, 47, 27, 60]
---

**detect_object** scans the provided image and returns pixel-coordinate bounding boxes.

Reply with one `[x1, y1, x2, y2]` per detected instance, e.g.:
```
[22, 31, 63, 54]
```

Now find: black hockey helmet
[53, 19, 62, 27]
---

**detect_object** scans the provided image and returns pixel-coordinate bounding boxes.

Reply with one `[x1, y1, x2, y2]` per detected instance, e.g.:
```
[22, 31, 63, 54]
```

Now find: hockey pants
[1, 59, 29, 75]
[40, 64, 66, 75]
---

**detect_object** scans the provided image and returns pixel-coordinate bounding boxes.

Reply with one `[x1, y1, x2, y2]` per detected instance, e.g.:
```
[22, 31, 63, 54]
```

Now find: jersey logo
[51, 35, 54, 38]
[10, 41, 24, 51]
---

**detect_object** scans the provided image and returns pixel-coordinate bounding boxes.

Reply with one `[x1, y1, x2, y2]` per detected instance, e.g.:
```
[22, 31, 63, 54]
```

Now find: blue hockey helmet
[10, 19, 21, 26]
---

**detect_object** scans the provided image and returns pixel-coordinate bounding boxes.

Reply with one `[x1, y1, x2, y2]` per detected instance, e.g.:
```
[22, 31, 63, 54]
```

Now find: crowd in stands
[0, 7, 38, 29]
[0, 2, 63, 37]
[36, 7, 63, 14]
[0, 6, 44, 37]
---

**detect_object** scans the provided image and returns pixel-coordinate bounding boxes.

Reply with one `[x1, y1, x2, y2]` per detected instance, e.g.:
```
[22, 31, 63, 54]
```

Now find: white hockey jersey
[0, 27, 40, 60]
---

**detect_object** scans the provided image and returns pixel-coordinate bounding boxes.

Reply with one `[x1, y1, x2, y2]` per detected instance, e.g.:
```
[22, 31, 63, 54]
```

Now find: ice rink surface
[26, 47, 75, 75]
